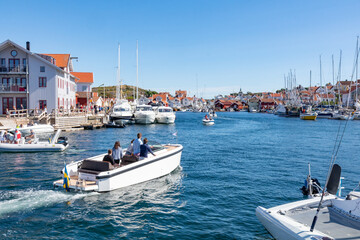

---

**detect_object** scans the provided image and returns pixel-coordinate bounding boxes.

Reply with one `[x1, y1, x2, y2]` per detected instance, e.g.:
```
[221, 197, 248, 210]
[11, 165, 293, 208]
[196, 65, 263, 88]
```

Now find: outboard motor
[301, 178, 321, 196]
[56, 136, 69, 146]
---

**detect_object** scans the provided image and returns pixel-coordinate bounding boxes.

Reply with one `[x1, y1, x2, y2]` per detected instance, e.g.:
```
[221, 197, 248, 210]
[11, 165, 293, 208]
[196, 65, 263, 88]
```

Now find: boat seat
[78, 159, 114, 174]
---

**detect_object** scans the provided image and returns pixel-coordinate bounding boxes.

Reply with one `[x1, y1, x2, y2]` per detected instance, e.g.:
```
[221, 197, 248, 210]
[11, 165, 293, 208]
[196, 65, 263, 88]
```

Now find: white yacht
[134, 105, 156, 124]
[109, 100, 133, 124]
[53, 143, 183, 192]
[154, 106, 176, 124]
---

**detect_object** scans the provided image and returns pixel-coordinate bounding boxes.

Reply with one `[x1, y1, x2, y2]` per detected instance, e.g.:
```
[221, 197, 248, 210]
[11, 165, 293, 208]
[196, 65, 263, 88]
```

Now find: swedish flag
[63, 164, 70, 192]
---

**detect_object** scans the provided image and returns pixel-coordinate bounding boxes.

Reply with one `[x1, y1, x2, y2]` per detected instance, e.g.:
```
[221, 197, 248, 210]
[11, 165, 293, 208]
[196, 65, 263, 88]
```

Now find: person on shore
[133, 133, 143, 157]
[103, 149, 115, 166]
[140, 138, 156, 158]
[112, 141, 123, 164]
[25, 129, 36, 144]
[6, 108, 10, 118]
[125, 139, 135, 155]
[43, 105, 47, 114]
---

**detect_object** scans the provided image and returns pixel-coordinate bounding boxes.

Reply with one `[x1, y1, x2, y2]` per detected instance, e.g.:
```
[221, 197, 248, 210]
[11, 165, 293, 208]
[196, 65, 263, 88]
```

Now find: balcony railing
[0, 66, 27, 73]
[0, 84, 27, 92]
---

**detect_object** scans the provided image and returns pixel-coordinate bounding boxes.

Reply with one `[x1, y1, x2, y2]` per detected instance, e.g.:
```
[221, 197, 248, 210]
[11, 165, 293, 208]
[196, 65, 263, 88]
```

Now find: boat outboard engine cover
[301, 178, 321, 195]
[57, 136, 69, 146]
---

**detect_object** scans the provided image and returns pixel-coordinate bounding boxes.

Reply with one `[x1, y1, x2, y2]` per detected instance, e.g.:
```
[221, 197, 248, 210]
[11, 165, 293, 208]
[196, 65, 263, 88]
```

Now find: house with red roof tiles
[71, 72, 94, 106]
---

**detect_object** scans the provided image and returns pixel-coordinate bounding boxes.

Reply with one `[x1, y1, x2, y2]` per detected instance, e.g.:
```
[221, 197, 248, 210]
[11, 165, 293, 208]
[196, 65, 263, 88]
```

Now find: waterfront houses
[0, 40, 93, 115]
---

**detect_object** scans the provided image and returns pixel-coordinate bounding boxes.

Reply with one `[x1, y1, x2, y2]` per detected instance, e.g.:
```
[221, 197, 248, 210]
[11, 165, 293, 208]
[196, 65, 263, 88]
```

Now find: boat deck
[287, 206, 360, 239]
[53, 175, 97, 190]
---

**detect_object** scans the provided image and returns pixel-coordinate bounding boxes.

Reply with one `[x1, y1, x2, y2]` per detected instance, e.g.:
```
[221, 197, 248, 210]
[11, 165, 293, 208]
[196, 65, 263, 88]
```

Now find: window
[82, 86, 87, 91]
[39, 77, 47, 87]
[0, 58, 5, 66]
[39, 100, 47, 110]
[40, 66, 45, 72]
[2, 97, 14, 114]
[16, 97, 27, 109]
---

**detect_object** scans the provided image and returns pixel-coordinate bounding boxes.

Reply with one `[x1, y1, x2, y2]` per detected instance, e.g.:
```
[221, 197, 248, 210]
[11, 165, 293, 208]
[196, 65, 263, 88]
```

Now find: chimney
[26, 41, 30, 51]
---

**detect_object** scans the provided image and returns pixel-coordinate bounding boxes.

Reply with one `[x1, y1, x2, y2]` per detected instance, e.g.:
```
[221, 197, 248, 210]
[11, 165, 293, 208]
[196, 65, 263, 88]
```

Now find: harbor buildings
[0, 39, 93, 115]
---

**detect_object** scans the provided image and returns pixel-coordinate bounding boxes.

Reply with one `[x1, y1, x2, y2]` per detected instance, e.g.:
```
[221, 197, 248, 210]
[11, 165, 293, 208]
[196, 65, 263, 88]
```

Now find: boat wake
[0, 189, 96, 217]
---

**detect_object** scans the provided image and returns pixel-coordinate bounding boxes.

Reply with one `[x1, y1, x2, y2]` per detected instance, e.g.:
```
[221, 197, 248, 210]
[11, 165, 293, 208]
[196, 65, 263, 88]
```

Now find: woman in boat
[112, 141, 123, 164]
[140, 138, 156, 158]
[205, 114, 209, 120]
[103, 149, 115, 166]
[0, 131, 4, 143]
[125, 139, 135, 155]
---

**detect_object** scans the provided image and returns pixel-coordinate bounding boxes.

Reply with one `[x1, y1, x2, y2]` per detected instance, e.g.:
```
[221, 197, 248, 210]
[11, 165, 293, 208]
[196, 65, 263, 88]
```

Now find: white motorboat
[11, 124, 54, 135]
[134, 105, 156, 124]
[110, 100, 133, 124]
[256, 189, 360, 240]
[202, 119, 215, 125]
[0, 129, 68, 152]
[53, 143, 183, 192]
[154, 106, 176, 124]
[316, 110, 333, 119]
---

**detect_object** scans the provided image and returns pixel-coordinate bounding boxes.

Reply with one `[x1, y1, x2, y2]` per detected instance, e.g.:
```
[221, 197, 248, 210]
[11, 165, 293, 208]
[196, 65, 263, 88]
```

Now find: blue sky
[1, 0, 360, 98]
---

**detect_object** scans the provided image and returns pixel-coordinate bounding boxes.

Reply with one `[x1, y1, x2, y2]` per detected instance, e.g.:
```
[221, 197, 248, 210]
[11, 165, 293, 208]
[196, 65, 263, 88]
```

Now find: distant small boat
[209, 112, 217, 118]
[300, 112, 317, 120]
[0, 130, 68, 152]
[104, 122, 125, 128]
[202, 119, 215, 125]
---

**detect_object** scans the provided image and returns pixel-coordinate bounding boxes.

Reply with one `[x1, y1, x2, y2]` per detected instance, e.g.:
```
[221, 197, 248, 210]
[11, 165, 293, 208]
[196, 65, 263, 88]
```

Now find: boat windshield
[147, 141, 165, 152]
[159, 108, 172, 113]
[114, 107, 130, 112]
[136, 106, 152, 111]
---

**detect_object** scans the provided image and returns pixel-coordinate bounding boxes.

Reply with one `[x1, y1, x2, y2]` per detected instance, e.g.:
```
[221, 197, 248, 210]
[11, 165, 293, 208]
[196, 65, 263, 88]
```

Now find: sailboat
[109, 44, 133, 124]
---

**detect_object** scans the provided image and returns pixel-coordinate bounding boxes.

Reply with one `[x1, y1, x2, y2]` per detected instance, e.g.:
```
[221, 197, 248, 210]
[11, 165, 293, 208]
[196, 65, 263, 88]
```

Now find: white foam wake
[0, 189, 95, 216]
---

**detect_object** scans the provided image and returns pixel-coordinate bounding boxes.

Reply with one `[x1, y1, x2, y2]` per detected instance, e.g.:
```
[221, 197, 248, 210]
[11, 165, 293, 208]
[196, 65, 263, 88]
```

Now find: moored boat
[154, 106, 176, 124]
[53, 143, 183, 192]
[300, 112, 317, 120]
[134, 105, 156, 124]
[11, 124, 54, 135]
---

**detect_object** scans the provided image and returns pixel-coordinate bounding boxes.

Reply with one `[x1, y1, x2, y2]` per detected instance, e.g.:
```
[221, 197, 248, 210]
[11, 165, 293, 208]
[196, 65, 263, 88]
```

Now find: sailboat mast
[116, 44, 121, 101]
[338, 50, 342, 107]
[118, 44, 122, 100]
[136, 40, 139, 102]
[356, 36, 359, 103]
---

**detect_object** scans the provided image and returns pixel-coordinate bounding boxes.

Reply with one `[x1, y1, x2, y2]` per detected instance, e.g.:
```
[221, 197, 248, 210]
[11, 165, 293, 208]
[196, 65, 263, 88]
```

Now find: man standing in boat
[133, 133, 143, 157]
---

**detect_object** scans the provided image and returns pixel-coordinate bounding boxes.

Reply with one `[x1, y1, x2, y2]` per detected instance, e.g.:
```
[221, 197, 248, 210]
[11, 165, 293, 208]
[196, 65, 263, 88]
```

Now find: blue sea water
[0, 112, 360, 239]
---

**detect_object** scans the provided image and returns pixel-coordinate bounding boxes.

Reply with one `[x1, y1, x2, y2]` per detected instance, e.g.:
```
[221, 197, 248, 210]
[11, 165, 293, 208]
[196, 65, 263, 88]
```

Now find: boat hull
[202, 120, 214, 125]
[134, 113, 155, 124]
[0, 142, 68, 152]
[156, 115, 176, 124]
[54, 144, 183, 192]
[97, 147, 182, 192]
[300, 114, 317, 120]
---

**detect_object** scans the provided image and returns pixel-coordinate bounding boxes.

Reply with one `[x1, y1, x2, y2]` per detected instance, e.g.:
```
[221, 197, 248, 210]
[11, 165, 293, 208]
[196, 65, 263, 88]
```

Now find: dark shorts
[114, 159, 120, 164]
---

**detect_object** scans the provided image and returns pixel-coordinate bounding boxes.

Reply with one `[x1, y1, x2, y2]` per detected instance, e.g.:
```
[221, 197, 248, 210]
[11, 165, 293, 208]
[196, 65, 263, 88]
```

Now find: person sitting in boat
[140, 138, 156, 158]
[112, 141, 123, 164]
[205, 115, 209, 120]
[25, 129, 36, 144]
[133, 133, 143, 157]
[0, 131, 4, 143]
[13, 129, 21, 144]
[125, 139, 135, 155]
[103, 149, 115, 166]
